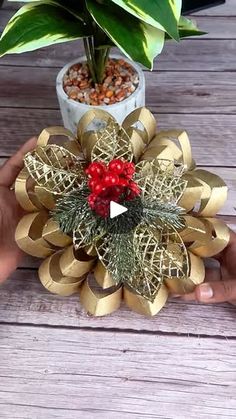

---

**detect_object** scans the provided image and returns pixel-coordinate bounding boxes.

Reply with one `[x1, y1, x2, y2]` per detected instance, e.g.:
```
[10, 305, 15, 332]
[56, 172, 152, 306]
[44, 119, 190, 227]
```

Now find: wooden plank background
[0, 1, 235, 418]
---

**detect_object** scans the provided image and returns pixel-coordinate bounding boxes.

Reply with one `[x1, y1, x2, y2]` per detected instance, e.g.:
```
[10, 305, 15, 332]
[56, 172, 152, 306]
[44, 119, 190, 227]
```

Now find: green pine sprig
[142, 200, 186, 231]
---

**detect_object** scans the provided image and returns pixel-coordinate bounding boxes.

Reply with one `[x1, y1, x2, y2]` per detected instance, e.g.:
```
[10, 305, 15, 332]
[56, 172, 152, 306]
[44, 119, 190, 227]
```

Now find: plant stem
[83, 37, 97, 84]
[95, 47, 110, 84]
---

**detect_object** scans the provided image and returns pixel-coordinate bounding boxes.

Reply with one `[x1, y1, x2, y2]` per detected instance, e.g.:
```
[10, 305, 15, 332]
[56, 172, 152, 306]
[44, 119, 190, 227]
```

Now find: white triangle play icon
[110, 201, 128, 219]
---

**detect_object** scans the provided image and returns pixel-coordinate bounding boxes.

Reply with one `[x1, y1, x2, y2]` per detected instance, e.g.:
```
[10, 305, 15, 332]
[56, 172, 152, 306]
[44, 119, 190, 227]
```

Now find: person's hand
[0, 138, 37, 283]
[183, 230, 236, 304]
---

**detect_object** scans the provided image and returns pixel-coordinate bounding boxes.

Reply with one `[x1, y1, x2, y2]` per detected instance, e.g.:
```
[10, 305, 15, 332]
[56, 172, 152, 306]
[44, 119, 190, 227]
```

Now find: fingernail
[172, 294, 181, 298]
[199, 283, 214, 300]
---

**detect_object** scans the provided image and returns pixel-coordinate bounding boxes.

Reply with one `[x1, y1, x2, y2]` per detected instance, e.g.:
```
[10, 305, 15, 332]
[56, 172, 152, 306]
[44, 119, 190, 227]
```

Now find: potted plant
[0, 0, 204, 132]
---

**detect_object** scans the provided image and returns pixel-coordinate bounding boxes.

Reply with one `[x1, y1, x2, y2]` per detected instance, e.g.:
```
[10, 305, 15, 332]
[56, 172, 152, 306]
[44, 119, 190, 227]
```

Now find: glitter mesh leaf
[73, 219, 96, 249]
[128, 224, 189, 301]
[24, 145, 85, 195]
[91, 119, 133, 163]
[135, 159, 187, 204]
[95, 223, 189, 302]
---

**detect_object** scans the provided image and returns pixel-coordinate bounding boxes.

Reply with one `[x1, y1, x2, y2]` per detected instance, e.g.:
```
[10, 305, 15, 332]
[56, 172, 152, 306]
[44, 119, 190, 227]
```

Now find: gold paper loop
[124, 284, 169, 316]
[39, 251, 84, 296]
[165, 251, 205, 294]
[122, 108, 156, 144]
[42, 218, 72, 248]
[63, 140, 81, 156]
[37, 126, 76, 147]
[15, 168, 42, 212]
[141, 144, 174, 162]
[191, 169, 228, 217]
[34, 186, 55, 210]
[178, 173, 203, 212]
[77, 109, 115, 145]
[15, 211, 54, 258]
[147, 136, 182, 161]
[59, 245, 96, 277]
[80, 276, 122, 316]
[128, 128, 146, 162]
[94, 261, 116, 289]
[190, 218, 230, 258]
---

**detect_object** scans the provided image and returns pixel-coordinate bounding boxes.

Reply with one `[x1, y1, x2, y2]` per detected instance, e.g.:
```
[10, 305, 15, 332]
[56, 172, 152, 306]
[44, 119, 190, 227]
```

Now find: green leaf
[0, 2, 90, 57]
[86, 0, 165, 69]
[174, 16, 206, 39]
[109, 0, 181, 41]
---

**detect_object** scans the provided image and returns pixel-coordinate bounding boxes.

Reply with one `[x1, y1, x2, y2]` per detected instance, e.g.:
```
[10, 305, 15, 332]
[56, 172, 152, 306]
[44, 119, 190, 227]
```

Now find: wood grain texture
[1, 110, 236, 167]
[1, 67, 236, 115]
[0, 40, 235, 71]
[193, 0, 236, 16]
[0, 325, 235, 419]
[0, 269, 235, 337]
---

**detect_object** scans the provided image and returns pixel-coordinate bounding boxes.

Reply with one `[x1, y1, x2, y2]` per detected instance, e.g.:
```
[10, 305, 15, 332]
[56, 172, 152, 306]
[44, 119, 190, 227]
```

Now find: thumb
[195, 280, 236, 303]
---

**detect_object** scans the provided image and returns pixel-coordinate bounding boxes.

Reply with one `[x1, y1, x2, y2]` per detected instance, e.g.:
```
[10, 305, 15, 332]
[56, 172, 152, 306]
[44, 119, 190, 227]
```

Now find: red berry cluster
[85, 159, 140, 218]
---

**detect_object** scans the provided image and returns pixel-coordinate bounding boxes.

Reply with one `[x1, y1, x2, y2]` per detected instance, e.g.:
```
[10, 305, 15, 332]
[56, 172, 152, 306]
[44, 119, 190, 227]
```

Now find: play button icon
[110, 201, 128, 219]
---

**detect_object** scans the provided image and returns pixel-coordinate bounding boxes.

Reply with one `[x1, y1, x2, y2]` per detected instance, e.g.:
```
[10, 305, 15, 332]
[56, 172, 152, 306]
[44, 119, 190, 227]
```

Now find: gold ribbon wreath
[14, 108, 229, 316]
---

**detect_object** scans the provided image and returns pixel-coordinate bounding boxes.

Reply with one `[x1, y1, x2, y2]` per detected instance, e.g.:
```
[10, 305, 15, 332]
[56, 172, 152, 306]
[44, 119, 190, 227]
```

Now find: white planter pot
[56, 54, 145, 134]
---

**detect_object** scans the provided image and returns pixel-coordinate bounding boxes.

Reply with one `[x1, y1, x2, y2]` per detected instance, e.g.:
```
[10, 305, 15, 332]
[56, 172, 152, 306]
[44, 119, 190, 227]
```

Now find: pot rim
[56, 54, 145, 110]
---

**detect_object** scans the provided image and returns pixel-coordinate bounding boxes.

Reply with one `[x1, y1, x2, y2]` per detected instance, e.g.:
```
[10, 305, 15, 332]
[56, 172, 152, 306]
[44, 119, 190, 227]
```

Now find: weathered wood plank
[0, 268, 236, 336]
[1, 110, 236, 167]
[193, 0, 235, 16]
[0, 325, 235, 419]
[0, 40, 235, 72]
[1, 67, 236, 114]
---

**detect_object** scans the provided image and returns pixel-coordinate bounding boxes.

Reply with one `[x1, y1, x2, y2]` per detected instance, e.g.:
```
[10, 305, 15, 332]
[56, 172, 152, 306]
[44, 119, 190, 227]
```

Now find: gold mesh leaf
[91, 119, 133, 163]
[128, 224, 189, 301]
[73, 219, 98, 249]
[135, 159, 187, 204]
[24, 145, 85, 195]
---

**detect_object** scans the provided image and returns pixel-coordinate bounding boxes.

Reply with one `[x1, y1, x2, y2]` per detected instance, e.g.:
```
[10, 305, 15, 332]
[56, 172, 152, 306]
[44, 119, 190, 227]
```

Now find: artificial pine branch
[142, 200, 186, 231]
[52, 186, 93, 234]
[105, 233, 138, 284]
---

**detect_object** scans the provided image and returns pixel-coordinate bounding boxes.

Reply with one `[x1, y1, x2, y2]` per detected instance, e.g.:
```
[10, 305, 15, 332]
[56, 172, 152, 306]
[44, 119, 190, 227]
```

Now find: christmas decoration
[14, 108, 230, 316]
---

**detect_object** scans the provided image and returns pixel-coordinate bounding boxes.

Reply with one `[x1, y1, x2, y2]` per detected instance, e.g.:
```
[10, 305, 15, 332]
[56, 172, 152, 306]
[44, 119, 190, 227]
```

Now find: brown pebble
[63, 58, 139, 105]
[69, 91, 78, 100]
[105, 90, 114, 98]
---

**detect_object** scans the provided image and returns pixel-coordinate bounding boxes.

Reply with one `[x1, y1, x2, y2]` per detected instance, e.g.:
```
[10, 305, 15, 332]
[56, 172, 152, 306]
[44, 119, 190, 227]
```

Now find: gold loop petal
[15, 212, 54, 258]
[165, 251, 205, 294]
[122, 107, 156, 144]
[39, 251, 84, 296]
[15, 168, 42, 212]
[124, 284, 169, 316]
[80, 276, 122, 316]
[42, 218, 72, 248]
[190, 218, 230, 258]
[59, 245, 96, 277]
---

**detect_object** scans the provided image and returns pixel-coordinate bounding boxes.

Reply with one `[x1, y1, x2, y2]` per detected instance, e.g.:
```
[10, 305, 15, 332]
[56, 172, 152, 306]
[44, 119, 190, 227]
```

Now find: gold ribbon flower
[15, 108, 230, 316]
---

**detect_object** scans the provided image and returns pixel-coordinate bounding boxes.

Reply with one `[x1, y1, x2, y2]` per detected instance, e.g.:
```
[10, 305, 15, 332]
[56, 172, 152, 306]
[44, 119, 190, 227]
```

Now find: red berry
[112, 185, 124, 196]
[129, 181, 140, 195]
[88, 193, 97, 209]
[93, 183, 105, 195]
[123, 162, 135, 179]
[108, 159, 124, 175]
[86, 162, 106, 178]
[118, 177, 129, 187]
[88, 179, 97, 191]
[103, 173, 119, 186]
